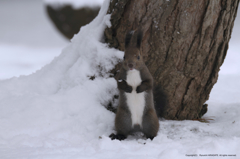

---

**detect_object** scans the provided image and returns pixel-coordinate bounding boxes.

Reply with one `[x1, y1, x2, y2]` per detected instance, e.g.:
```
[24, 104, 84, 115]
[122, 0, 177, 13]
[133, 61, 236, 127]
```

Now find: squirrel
[109, 30, 159, 140]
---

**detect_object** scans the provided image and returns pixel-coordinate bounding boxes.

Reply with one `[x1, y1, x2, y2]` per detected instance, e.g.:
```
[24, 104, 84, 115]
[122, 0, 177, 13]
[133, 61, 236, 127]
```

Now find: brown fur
[110, 30, 159, 140]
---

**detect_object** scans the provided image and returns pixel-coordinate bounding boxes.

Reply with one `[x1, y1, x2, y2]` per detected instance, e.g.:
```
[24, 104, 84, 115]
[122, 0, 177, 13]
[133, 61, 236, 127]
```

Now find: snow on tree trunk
[105, 0, 240, 120]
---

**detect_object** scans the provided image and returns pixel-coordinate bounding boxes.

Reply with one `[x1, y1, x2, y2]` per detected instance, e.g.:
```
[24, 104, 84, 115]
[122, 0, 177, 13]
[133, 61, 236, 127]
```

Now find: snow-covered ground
[0, 0, 68, 80]
[0, 0, 240, 158]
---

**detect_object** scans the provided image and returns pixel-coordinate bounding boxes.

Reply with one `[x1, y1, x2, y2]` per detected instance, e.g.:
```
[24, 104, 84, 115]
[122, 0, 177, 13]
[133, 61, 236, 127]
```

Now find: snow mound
[0, 0, 122, 157]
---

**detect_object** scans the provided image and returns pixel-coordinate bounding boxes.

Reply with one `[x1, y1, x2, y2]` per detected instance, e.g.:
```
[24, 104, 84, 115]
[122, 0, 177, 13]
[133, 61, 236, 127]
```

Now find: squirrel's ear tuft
[125, 30, 134, 48]
[137, 30, 143, 48]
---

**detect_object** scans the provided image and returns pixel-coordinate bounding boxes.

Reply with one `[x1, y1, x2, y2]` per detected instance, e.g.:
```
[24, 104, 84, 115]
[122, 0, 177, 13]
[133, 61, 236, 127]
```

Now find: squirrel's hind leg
[113, 107, 132, 140]
[142, 109, 159, 140]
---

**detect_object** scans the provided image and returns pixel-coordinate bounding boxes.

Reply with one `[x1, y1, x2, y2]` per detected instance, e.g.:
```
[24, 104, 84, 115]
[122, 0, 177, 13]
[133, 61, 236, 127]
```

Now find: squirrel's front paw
[125, 85, 133, 93]
[118, 80, 132, 93]
[136, 86, 144, 93]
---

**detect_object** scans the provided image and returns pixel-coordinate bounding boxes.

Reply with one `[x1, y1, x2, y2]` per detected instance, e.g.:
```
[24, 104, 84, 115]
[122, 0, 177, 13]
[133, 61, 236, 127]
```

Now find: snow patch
[44, 0, 104, 8]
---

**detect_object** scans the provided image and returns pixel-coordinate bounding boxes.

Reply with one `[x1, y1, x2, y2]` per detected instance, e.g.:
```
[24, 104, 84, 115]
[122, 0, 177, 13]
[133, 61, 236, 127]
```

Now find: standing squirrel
[110, 30, 159, 140]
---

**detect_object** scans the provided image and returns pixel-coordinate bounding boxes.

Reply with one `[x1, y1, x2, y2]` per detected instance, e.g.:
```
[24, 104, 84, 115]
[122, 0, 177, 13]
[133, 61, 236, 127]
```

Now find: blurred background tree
[46, 5, 100, 39]
[45, 0, 103, 39]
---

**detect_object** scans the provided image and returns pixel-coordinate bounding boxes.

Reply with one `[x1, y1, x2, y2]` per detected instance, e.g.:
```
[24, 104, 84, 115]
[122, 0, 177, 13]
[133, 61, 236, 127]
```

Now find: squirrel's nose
[128, 64, 133, 69]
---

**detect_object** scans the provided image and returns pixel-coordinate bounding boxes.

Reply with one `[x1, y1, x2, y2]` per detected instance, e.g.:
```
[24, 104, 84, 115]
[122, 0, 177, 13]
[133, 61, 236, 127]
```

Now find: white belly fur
[125, 69, 145, 127]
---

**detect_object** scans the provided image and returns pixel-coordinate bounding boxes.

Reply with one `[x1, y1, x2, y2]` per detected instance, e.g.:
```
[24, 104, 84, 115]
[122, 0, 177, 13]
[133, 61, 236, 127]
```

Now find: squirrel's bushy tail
[154, 85, 167, 118]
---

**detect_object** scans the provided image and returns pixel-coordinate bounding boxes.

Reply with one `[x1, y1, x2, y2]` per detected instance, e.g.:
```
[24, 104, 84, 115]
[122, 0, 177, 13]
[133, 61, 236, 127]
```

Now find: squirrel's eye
[137, 56, 140, 60]
[123, 56, 125, 60]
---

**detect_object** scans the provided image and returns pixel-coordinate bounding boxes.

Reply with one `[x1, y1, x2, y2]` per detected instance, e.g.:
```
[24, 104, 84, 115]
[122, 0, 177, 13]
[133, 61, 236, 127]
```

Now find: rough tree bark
[105, 0, 239, 120]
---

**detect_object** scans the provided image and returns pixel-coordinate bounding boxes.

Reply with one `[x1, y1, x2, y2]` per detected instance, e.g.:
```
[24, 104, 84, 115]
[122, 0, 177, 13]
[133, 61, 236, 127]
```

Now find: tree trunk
[105, 0, 239, 120]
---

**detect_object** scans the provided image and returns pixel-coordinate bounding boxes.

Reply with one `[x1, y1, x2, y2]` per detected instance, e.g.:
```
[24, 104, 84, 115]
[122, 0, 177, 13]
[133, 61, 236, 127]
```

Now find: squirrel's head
[123, 30, 144, 71]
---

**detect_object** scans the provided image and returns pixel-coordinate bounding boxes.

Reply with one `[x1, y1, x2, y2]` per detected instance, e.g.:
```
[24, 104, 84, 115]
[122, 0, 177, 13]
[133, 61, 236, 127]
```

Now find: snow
[0, 0, 240, 158]
[0, 45, 63, 80]
[44, 0, 104, 8]
[0, 0, 68, 80]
